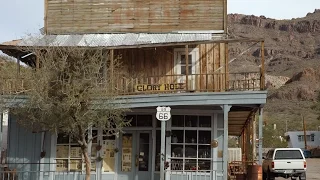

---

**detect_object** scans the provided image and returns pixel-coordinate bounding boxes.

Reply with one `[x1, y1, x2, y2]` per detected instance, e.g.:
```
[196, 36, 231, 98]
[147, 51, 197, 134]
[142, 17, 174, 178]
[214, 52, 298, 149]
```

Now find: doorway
[174, 48, 198, 91]
[118, 131, 152, 180]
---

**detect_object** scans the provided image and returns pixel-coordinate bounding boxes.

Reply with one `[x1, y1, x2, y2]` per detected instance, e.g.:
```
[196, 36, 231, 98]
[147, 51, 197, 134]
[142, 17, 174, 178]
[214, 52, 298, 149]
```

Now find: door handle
[135, 154, 139, 167]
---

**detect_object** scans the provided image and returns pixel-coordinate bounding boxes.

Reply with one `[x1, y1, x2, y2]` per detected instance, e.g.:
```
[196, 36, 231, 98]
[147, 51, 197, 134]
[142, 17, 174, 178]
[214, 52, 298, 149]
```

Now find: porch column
[258, 108, 263, 165]
[223, 104, 231, 180]
[0, 111, 2, 159]
[252, 115, 257, 162]
[185, 45, 189, 91]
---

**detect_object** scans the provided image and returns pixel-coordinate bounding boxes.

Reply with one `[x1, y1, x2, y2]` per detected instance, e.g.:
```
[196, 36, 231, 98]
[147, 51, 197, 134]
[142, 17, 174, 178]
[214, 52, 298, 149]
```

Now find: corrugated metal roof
[17, 33, 217, 47]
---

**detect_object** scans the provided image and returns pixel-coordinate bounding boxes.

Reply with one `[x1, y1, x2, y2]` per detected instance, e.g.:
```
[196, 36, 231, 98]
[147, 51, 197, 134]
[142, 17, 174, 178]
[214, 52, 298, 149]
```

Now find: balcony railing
[0, 72, 264, 95]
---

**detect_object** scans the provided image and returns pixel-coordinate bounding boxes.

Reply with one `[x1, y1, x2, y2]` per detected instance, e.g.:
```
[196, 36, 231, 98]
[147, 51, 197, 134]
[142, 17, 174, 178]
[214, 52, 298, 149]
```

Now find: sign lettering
[135, 83, 185, 92]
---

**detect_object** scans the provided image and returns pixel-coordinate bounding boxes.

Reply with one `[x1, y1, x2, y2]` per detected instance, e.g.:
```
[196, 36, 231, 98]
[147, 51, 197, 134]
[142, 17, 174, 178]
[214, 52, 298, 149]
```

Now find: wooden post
[110, 49, 114, 88]
[185, 45, 189, 91]
[225, 43, 229, 91]
[223, 0, 228, 34]
[44, 0, 48, 34]
[260, 41, 265, 90]
[252, 115, 257, 162]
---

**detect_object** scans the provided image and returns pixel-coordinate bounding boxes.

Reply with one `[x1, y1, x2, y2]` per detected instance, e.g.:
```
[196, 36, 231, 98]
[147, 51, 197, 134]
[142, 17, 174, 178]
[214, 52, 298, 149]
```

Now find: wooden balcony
[0, 72, 264, 96]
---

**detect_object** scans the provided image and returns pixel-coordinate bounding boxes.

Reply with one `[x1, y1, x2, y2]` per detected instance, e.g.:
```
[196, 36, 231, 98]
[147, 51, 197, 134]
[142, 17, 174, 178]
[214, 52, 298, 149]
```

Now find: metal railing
[0, 170, 94, 180]
[164, 160, 224, 180]
[165, 170, 222, 180]
[0, 170, 90, 180]
[0, 72, 264, 95]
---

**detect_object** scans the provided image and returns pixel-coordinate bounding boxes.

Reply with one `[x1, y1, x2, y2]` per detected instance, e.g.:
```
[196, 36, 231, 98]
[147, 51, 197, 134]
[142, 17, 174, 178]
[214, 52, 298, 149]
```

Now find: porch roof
[0, 33, 263, 66]
[1, 91, 266, 136]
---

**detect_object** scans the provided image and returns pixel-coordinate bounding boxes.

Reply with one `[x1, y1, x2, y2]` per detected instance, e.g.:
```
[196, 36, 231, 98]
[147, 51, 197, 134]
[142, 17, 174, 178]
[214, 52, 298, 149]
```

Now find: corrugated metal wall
[46, 0, 226, 34]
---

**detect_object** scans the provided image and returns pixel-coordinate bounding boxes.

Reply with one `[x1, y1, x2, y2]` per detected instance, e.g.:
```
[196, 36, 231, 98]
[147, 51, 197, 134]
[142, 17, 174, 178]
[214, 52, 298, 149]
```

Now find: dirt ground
[277, 158, 320, 180]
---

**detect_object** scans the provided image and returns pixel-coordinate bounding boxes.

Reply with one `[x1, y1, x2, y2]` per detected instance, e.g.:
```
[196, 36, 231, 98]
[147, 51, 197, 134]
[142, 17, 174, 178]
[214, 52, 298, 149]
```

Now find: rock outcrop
[228, 9, 320, 33]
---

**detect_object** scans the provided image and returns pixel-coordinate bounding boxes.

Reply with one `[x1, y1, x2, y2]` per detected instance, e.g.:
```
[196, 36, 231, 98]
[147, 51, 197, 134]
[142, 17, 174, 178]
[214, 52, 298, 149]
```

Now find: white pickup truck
[262, 148, 306, 180]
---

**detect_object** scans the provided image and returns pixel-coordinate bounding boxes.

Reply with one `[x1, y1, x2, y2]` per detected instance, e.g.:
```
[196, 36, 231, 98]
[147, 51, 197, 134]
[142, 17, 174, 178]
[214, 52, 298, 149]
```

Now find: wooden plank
[225, 43, 229, 91]
[213, 43, 220, 91]
[46, 0, 225, 34]
[223, 0, 227, 33]
[220, 43, 225, 92]
[44, 0, 48, 34]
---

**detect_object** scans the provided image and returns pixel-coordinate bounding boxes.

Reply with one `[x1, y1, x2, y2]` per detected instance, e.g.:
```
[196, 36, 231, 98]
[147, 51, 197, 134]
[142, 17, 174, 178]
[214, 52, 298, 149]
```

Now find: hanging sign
[156, 106, 171, 121]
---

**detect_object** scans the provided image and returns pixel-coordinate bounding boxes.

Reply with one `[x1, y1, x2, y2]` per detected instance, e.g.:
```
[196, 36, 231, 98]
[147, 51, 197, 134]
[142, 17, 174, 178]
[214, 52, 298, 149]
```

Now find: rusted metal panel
[46, 0, 226, 34]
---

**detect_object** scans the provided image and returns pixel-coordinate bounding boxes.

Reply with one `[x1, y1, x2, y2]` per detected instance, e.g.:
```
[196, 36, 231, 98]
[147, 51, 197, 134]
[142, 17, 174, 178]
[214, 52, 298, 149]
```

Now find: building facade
[286, 131, 320, 150]
[0, 0, 267, 180]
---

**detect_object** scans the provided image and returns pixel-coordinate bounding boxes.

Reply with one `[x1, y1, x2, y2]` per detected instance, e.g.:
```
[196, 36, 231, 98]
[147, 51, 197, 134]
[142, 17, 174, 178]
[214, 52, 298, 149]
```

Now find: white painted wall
[285, 131, 320, 150]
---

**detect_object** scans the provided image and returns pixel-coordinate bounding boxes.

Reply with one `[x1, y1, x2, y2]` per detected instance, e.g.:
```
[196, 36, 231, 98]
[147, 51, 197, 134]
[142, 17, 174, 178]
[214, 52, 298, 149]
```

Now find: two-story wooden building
[0, 0, 267, 180]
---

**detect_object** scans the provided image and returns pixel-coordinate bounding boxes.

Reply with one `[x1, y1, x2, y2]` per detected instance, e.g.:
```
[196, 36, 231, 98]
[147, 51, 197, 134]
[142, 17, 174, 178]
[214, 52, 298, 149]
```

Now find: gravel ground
[277, 158, 320, 180]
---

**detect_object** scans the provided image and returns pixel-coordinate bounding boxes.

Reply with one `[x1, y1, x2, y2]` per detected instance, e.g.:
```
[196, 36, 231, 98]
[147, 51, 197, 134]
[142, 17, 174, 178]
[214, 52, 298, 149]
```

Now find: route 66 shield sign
[156, 106, 171, 121]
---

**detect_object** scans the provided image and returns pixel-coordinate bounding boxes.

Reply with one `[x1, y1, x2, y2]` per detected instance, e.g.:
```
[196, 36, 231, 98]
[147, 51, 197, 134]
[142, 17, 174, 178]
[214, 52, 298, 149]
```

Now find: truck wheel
[299, 172, 306, 180]
[263, 171, 267, 180]
[267, 169, 275, 180]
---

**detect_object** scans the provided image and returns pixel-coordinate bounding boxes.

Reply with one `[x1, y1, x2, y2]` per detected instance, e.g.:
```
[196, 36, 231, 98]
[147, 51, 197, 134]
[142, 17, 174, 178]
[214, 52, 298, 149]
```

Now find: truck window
[274, 150, 303, 160]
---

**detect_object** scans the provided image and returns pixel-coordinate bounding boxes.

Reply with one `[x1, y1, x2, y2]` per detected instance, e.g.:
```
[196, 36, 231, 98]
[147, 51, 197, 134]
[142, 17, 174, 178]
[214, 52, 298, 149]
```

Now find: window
[311, 134, 315, 141]
[155, 130, 161, 171]
[102, 132, 116, 172]
[170, 115, 212, 171]
[179, 55, 192, 75]
[125, 115, 152, 127]
[274, 150, 303, 160]
[56, 134, 84, 172]
[56, 129, 116, 173]
[298, 135, 315, 142]
[267, 150, 274, 159]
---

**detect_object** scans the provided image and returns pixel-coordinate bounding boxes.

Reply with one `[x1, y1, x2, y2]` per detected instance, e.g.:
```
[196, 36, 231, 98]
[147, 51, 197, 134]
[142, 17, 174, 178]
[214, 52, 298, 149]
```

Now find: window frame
[54, 128, 118, 174]
[169, 115, 213, 172]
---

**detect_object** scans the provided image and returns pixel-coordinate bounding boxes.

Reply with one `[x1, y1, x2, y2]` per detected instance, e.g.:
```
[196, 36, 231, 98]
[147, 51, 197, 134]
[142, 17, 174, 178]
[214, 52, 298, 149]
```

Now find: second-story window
[180, 55, 192, 75]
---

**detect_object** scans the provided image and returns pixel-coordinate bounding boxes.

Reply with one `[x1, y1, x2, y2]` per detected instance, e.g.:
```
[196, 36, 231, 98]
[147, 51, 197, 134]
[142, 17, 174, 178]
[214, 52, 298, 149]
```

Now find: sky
[0, 0, 320, 43]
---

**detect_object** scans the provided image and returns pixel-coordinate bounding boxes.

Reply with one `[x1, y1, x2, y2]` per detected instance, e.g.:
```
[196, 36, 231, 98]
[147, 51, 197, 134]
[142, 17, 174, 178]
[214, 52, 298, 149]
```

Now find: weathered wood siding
[115, 47, 175, 93]
[46, 0, 226, 34]
[198, 43, 227, 92]
[114, 43, 228, 93]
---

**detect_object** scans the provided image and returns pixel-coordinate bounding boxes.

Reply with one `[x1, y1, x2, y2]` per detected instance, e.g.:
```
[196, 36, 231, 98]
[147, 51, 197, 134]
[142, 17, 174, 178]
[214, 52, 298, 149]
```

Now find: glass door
[136, 132, 152, 180]
[175, 50, 197, 91]
[119, 132, 135, 180]
[118, 131, 152, 180]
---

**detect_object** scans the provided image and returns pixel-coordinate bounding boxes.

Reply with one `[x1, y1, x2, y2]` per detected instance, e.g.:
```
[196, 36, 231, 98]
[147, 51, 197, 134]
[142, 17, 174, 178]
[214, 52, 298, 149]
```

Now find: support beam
[160, 120, 166, 180]
[185, 45, 189, 91]
[225, 43, 229, 90]
[223, 104, 231, 180]
[110, 49, 114, 88]
[258, 108, 263, 165]
[252, 114, 257, 162]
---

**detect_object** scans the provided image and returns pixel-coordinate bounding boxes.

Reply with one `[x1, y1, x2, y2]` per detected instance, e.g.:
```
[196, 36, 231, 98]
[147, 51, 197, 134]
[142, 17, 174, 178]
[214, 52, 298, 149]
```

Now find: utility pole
[302, 115, 307, 150]
[285, 119, 288, 132]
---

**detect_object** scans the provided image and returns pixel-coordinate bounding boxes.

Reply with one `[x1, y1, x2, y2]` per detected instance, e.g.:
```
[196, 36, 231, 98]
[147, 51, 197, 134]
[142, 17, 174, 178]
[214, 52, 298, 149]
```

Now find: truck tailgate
[274, 160, 305, 170]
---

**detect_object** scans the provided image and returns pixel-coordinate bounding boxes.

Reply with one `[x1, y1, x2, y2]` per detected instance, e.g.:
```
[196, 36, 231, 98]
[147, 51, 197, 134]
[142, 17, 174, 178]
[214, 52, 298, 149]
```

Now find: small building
[286, 131, 320, 150]
[0, 0, 267, 180]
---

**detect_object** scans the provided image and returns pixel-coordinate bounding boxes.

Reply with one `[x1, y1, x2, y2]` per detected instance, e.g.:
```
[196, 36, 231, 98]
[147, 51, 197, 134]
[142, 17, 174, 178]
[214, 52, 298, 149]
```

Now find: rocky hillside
[228, 9, 320, 132]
